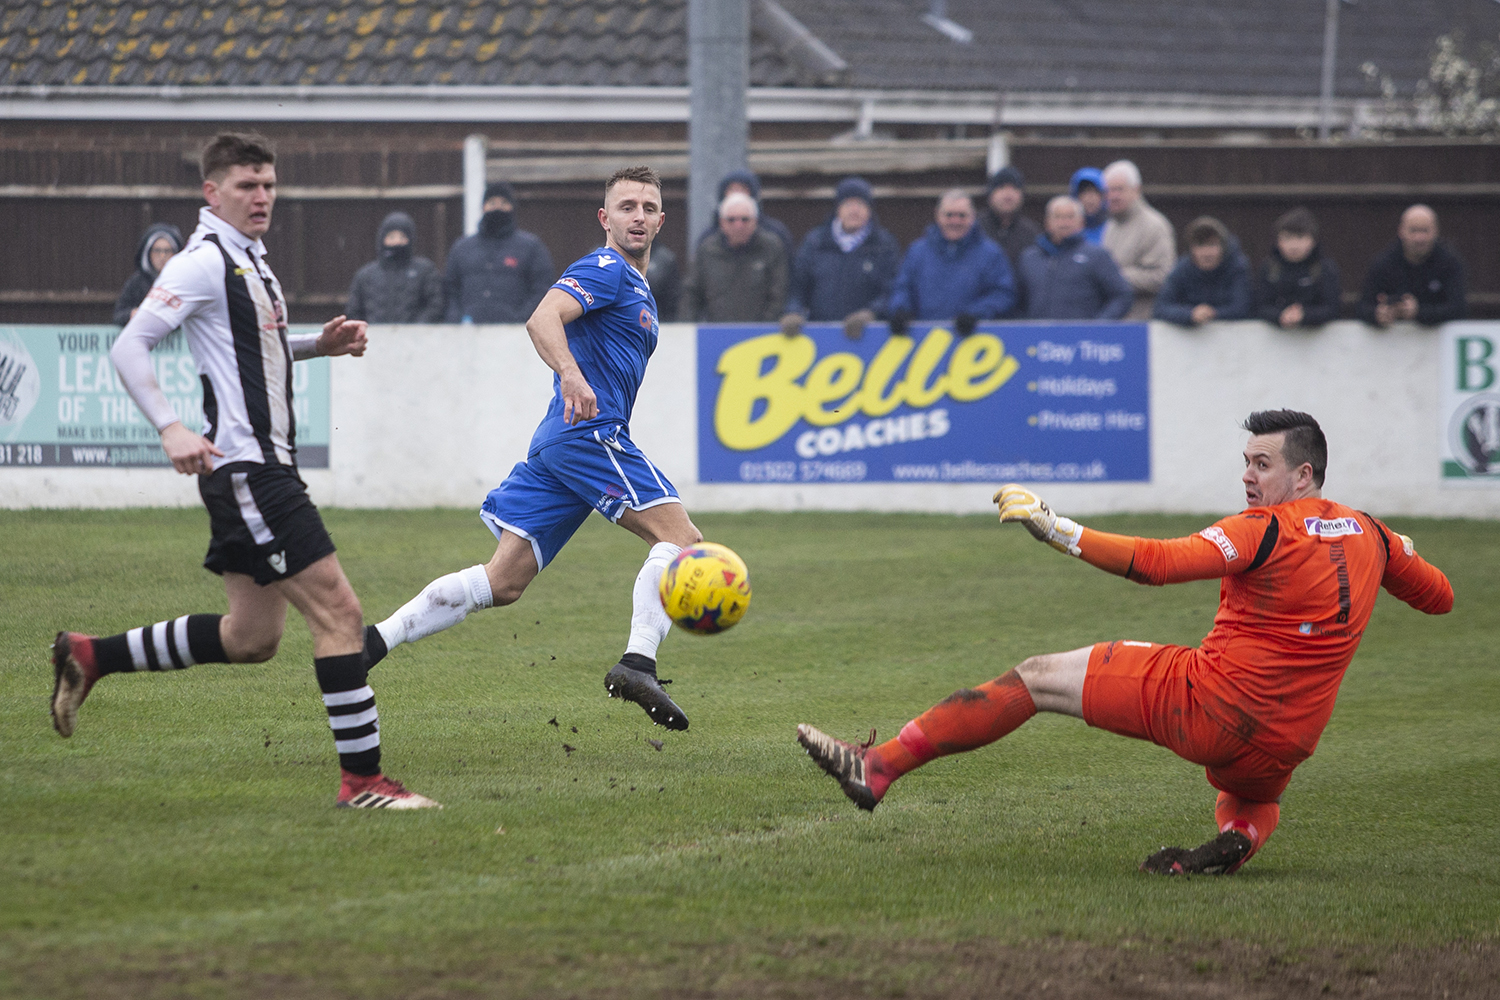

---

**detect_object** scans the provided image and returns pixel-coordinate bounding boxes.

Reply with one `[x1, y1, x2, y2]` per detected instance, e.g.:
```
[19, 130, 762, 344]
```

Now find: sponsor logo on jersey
[234, 267, 253, 276]
[1303, 516, 1363, 538]
[557, 277, 593, 305]
[633, 286, 649, 297]
[596, 254, 617, 267]
[146, 286, 183, 310]
[1299, 623, 1313, 634]
[1199, 525, 1239, 562]
[639, 307, 655, 331]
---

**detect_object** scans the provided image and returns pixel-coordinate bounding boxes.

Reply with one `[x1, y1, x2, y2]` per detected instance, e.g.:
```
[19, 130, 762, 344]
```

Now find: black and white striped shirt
[133, 207, 318, 466]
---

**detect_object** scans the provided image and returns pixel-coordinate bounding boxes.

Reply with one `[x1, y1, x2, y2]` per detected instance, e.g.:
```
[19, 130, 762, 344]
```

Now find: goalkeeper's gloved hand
[993, 483, 1083, 556]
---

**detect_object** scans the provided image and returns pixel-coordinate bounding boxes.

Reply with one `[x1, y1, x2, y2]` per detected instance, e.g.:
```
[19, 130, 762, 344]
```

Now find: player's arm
[993, 484, 1247, 585]
[525, 287, 595, 424]
[111, 306, 225, 476]
[287, 315, 368, 361]
[1370, 518, 1454, 614]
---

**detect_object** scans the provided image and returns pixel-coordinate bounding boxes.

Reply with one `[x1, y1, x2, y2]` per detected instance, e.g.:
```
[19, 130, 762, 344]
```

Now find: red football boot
[50, 632, 102, 738]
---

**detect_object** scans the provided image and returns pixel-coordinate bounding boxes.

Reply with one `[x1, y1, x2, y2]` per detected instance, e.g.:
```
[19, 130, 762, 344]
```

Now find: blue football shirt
[528, 246, 660, 455]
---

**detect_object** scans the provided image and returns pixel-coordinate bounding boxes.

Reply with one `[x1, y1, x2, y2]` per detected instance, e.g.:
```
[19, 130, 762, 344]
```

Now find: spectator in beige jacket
[1101, 160, 1176, 320]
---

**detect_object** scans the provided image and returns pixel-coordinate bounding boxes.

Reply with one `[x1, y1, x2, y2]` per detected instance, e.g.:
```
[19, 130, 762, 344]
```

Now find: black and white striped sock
[92, 614, 228, 676]
[315, 652, 381, 776]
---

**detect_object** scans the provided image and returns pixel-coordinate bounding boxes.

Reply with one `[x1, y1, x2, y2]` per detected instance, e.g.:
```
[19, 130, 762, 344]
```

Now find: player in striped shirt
[49, 133, 437, 810]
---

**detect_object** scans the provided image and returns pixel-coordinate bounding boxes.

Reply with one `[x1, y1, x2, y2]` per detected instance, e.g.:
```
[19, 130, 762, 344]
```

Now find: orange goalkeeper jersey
[1079, 497, 1453, 764]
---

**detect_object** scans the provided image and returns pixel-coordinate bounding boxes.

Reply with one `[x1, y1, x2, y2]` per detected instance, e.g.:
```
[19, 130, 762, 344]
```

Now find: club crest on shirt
[1303, 516, 1363, 538]
[557, 277, 593, 305]
[1199, 526, 1239, 562]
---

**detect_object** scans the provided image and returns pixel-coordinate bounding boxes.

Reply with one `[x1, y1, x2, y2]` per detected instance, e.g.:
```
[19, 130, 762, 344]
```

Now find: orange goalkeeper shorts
[1081, 640, 1296, 803]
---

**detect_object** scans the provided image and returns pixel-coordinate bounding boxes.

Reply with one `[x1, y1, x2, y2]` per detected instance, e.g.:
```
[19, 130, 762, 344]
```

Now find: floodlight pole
[1318, 0, 1341, 140]
[688, 0, 750, 252]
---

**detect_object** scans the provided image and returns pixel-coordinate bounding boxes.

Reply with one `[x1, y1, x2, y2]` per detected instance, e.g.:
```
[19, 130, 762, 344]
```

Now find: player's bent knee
[228, 632, 281, 663]
[491, 579, 528, 606]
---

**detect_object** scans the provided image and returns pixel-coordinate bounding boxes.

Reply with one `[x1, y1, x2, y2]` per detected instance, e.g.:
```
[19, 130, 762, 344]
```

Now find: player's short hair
[1243, 409, 1327, 487]
[201, 132, 276, 182]
[605, 165, 663, 200]
[1184, 216, 1227, 248]
[1274, 206, 1318, 240]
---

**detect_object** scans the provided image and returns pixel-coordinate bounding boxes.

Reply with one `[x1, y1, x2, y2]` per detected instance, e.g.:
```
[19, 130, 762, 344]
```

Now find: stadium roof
[1, 1, 1496, 126]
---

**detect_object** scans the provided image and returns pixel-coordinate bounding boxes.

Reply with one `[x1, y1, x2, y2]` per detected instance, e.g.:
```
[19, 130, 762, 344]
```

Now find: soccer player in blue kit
[365, 166, 703, 729]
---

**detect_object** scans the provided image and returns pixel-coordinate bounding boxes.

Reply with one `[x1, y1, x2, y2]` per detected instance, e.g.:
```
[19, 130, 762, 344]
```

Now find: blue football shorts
[480, 424, 680, 570]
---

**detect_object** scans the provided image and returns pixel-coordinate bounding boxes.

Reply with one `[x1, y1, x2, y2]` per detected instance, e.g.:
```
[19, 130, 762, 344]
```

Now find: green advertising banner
[0, 326, 330, 468]
[1440, 322, 1500, 483]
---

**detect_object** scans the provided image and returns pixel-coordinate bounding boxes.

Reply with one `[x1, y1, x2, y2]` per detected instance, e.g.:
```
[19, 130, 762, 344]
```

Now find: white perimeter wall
[4, 321, 1496, 519]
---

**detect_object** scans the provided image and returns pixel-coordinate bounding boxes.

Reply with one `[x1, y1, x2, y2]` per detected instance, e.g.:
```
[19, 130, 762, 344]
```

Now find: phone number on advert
[739, 460, 867, 482]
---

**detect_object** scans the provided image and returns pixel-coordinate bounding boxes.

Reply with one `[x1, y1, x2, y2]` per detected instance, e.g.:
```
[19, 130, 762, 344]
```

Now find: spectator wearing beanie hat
[782, 176, 901, 340]
[443, 180, 555, 323]
[978, 165, 1042, 270]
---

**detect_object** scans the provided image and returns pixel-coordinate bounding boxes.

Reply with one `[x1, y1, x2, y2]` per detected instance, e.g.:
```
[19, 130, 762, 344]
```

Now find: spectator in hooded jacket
[1101, 159, 1177, 320]
[444, 181, 554, 323]
[345, 211, 445, 324]
[112, 222, 184, 325]
[888, 189, 1015, 336]
[682, 192, 788, 322]
[1069, 167, 1107, 244]
[977, 166, 1041, 269]
[1358, 204, 1467, 327]
[782, 176, 901, 340]
[1016, 197, 1133, 321]
[694, 169, 795, 256]
[1153, 216, 1252, 325]
[1254, 207, 1342, 328]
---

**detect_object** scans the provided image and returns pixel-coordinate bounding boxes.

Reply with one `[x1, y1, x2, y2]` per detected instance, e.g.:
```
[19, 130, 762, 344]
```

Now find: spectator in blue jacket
[1153, 216, 1253, 326]
[782, 177, 901, 340]
[1070, 167, 1107, 244]
[887, 189, 1015, 336]
[1015, 197, 1133, 320]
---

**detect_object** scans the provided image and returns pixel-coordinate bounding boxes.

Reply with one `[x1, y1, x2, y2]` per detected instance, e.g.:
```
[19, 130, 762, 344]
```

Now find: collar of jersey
[195, 205, 266, 258]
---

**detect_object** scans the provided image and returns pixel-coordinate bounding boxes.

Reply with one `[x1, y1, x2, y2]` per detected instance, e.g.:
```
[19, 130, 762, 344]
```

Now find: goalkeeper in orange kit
[797, 410, 1454, 875]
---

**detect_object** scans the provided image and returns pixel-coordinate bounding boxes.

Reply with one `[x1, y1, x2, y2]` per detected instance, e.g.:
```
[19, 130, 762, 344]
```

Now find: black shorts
[199, 461, 336, 585]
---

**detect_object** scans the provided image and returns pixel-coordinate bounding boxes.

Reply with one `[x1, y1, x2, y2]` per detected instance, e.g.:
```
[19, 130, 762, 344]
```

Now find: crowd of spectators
[118, 161, 1471, 334]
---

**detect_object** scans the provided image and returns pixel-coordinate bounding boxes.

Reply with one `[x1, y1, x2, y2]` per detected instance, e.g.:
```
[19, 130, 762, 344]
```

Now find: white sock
[624, 542, 681, 661]
[376, 565, 493, 649]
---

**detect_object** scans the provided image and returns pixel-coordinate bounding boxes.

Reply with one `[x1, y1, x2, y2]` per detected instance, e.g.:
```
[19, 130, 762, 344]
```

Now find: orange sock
[1214, 791, 1281, 866]
[867, 670, 1037, 797]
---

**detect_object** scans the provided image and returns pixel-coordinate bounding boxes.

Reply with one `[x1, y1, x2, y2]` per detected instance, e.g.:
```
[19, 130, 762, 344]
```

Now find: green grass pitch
[1, 508, 1495, 998]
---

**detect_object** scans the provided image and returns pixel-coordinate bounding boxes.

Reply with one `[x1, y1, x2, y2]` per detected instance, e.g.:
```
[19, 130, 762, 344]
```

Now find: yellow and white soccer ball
[658, 542, 752, 634]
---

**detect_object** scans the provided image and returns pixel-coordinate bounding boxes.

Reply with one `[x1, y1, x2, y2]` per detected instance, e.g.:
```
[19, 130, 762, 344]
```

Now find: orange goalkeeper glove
[993, 484, 1083, 556]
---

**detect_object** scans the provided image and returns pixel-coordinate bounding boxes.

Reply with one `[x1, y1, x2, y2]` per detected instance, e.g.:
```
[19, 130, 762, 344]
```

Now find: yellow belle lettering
[714, 333, 815, 451]
[856, 335, 914, 417]
[802, 352, 865, 426]
[947, 333, 1019, 401]
[900, 327, 953, 407]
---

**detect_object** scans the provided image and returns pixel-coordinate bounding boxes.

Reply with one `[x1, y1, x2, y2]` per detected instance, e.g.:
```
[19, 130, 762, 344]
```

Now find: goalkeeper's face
[1242, 432, 1315, 508]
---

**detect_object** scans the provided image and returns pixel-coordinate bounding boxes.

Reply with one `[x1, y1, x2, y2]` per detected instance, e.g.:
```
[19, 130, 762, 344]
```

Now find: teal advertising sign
[0, 326, 330, 468]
